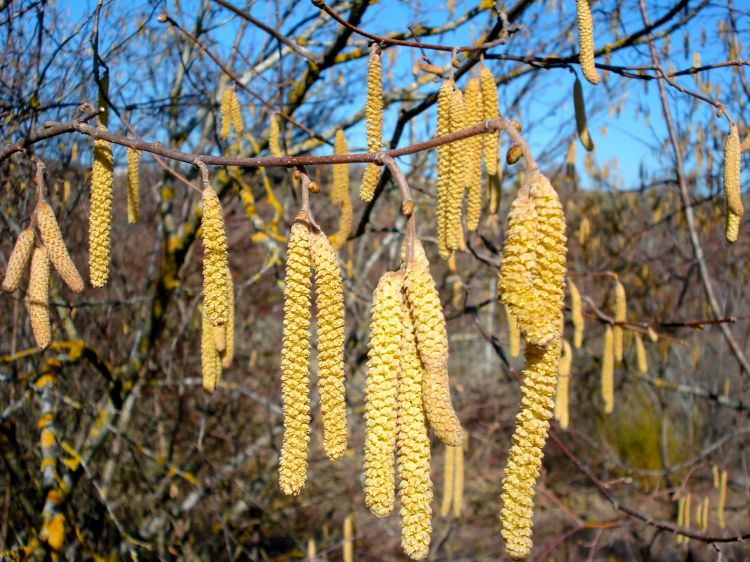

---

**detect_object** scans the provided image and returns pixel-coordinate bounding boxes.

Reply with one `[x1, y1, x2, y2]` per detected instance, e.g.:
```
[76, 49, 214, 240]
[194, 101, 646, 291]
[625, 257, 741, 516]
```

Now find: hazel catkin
[505, 305, 520, 358]
[464, 77, 484, 231]
[360, 163, 380, 203]
[397, 303, 433, 560]
[279, 221, 313, 495]
[365, 47, 383, 156]
[331, 129, 352, 250]
[219, 88, 234, 140]
[89, 135, 114, 288]
[723, 123, 743, 243]
[28, 247, 51, 349]
[201, 187, 229, 327]
[573, 78, 595, 151]
[555, 339, 572, 429]
[2, 228, 35, 293]
[576, 0, 601, 85]
[613, 279, 626, 363]
[569, 280, 584, 348]
[440, 444, 455, 518]
[479, 65, 500, 176]
[126, 148, 140, 224]
[364, 271, 404, 517]
[500, 338, 562, 560]
[601, 325, 614, 414]
[201, 302, 222, 393]
[221, 266, 235, 369]
[436, 80, 454, 259]
[36, 202, 84, 293]
[310, 231, 347, 461]
[269, 113, 282, 157]
[404, 260, 463, 447]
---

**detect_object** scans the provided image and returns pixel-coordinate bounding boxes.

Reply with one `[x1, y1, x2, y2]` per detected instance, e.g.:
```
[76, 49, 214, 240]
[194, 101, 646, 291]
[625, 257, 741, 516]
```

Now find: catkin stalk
[36, 202, 84, 293]
[201, 187, 230, 327]
[126, 148, 140, 224]
[573, 79, 595, 151]
[364, 272, 404, 517]
[465, 78, 484, 231]
[569, 281, 585, 348]
[440, 444, 455, 517]
[279, 221, 313, 495]
[28, 247, 51, 349]
[576, 0, 601, 85]
[404, 261, 463, 447]
[89, 135, 114, 288]
[601, 326, 614, 414]
[398, 304, 433, 560]
[500, 339, 562, 560]
[479, 65, 500, 176]
[2, 228, 35, 293]
[310, 231, 347, 461]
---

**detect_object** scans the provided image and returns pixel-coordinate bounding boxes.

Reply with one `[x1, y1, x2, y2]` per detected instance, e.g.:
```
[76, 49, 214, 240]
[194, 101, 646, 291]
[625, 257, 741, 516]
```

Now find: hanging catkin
[361, 47, 383, 203]
[500, 338, 562, 560]
[453, 438, 464, 518]
[269, 113, 282, 157]
[555, 339, 572, 429]
[404, 260, 463, 447]
[440, 444, 455, 518]
[219, 89, 232, 140]
[465, 77, 484, 231]
[364, 271, 403, 517]
[201, 187, 229, 327]
[601, 325, 614, 414]
[723, 123, 743, 243]
[201, 303, 222, 393]
[28, 247, 51, 349]
[230, 89, 244, 136]
[89, 135, 114, 288]
[279, 221, 313, 495]
[635, 332, 648, 374]
[573, 79, 595, 151]
[499, 175, 567, 347]
[578, 216, 590, 246]
[436, 81, 454, 259]
[718, 469, 727, 528]
[613, 279, 626, 363]
[2, 228, 35, 293]
[505, 305, 521, 358]
[126, 148, 140, 224]
[310, 231, 347, 461]
[343, 515, 354, 562]
[220, 266, 235, 369]
[397, 304, 433, 561]
[576, 0, 601, 85]
[447, 86, 468, 252]
[331, 129, 352, 250]
[569, 280, 584, 348]
[36, 202, 84, 293]
[479, 65, 500, 176]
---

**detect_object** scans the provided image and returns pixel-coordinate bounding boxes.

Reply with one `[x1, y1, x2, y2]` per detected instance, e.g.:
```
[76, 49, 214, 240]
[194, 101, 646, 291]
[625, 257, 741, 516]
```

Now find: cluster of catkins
[362, 240, 462, 559]
[2, 201, 84, 348]
[497, 172, 568, 560]
[279, 216, 347, 495]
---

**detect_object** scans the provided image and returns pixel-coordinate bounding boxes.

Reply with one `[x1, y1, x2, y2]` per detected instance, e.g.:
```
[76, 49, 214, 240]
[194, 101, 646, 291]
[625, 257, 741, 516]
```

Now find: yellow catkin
[447, 86, 468, 252]
[555, 339, 572, 429]
[126, 148, 140, 224]
[89, 135, 114, 288]
[701, 497, 709, 532]
[613, 279, 626, 363]
[500, 339, 562, 560]
[576, 0, 601, 85]
[219, 89, 233, 140]
[36, 202, 84, 293]
[724, 123, 743, 216]
[201, 187, 229, 327]
[676, 496, 685, 543]
[499, 175, 567, 347]
[269, 113, 282, 157]
[331, 129, 352, 250]
[479, 65, 500, 176]
[713, 464, 720, 487]
[601, 326, 614, 414]
[453, 438, 464, 519]
[465, 78, 484, 231]
[279, 221, 312, 495]
[404, 261, 463, 447]
[440, 444, 455, 517]
[220, 267, 235, 369]
[343, 515, 354, 562]
[726, 211, 741, 243]
[309, 231, 347, 461]
[230, 90, 244, 136]
[397, 304, 433, 560]
[578, 216, 590, 246]
[436, 81, 454, 259]
[717, 469, 727, 528]
[359, 163, 380, 203]
[635, 332, 648, 373]
[307, 538, 316, 560]
[28, 247, 51, 349]
[684, 494, 692, 533]
[365, 48, 383, 155]
[573, 79, 595, 151]
[505, 305, 521, 358]
[569, 281, 584, 349]
[2, 228, 35, 293]
[201, 303, 222, 393]
[364, 271, 404, 517]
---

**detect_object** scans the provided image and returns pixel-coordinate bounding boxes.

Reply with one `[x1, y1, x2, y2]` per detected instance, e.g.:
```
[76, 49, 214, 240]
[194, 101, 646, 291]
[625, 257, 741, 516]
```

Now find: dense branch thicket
[0, 0, 749, 560]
